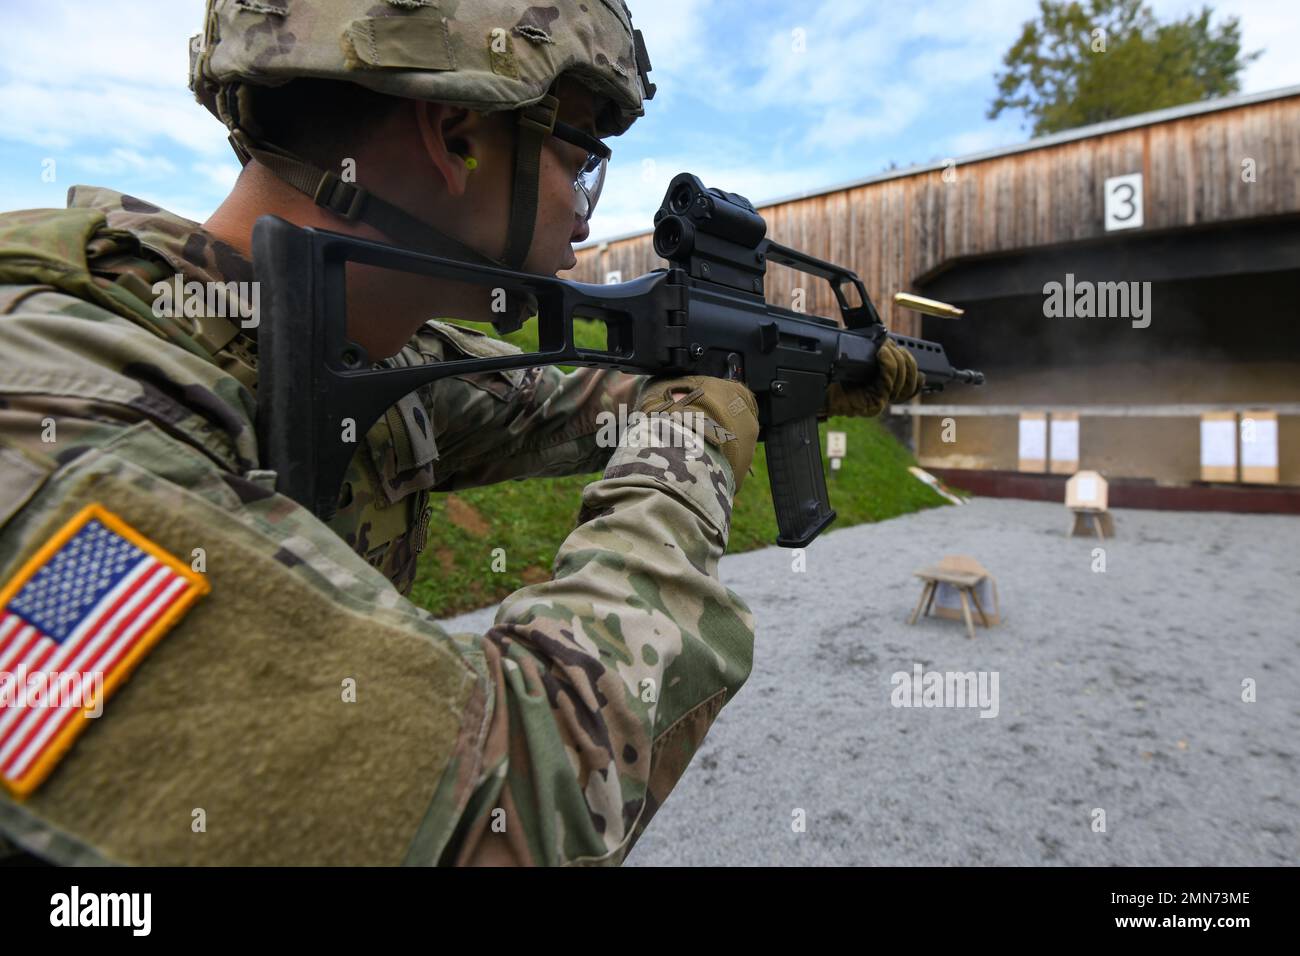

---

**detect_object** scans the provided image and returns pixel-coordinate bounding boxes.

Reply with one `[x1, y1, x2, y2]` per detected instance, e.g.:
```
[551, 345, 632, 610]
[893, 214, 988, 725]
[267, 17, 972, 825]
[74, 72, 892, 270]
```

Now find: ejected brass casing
[894, 292, 965, 318]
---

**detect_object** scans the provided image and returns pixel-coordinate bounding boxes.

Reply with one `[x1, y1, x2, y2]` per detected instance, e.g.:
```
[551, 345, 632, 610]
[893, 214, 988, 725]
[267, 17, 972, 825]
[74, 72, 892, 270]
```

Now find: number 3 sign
[1104, 173, 1144, 231]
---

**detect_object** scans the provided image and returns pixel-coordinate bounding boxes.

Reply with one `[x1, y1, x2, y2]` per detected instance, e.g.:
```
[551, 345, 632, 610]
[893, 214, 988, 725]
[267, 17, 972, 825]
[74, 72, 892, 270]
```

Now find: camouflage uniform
[0, 1, 756, 865]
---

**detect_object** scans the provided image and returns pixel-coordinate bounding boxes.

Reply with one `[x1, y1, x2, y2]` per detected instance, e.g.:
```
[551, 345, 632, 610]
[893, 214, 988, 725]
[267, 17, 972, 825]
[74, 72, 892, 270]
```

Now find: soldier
[0, 0, 919, 865]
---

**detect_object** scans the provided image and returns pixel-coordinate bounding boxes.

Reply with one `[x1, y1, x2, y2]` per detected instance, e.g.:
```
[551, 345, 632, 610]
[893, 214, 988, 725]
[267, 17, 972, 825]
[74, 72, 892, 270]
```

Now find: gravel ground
[440, 498, 1300, 866]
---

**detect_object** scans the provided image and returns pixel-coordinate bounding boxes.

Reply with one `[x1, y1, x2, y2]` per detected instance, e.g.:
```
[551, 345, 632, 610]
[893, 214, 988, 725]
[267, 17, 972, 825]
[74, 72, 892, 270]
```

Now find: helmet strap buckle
[312, 172, 367, 221]
[518, 94, 559, 135]
[227, 131, 253, 167]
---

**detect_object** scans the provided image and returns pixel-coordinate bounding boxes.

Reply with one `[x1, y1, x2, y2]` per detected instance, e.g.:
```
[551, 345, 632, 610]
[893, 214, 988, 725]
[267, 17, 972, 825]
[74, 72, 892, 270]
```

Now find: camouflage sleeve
[0, 297, 753, 866]
[442, 415, 754, 865]
[399, 321, 649, 488]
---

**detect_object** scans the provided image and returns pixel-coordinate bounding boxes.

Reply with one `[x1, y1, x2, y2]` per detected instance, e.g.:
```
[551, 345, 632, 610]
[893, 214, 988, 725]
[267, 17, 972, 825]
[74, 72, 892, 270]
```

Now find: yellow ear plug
[464, 156, 478, 171]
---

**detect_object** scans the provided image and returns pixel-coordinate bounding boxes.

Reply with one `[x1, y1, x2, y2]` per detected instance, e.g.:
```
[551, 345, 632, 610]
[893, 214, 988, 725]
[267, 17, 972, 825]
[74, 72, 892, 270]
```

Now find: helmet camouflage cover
[189, 0, 655, 137]
[187, 0, 656, 277]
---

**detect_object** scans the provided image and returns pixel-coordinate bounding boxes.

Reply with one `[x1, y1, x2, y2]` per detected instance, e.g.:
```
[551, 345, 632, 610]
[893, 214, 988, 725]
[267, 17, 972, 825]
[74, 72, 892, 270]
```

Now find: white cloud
[900, 0, 1040, 45]
[0, 0, 203, 90]
[141, 194, 214, 224]
[0, 79, 229, 156]
[629, 0, 713, 80]
[731, 0, 1039, 151]
[74, 148, 177, 178]
[623, 0, 750, 120]
[945, 124, 1018, 157]
[0, 180, 72, 215]
[193, 160, 241, 193]
[0, 0, 226, 159]
[0, 176, 214, 224]
[1177, 0, 1300, 93]
[747, 17, 899, 110]
[736, 0, 1300, 155]
[0, 0, 228, 225]
[804, 84, 929, 151]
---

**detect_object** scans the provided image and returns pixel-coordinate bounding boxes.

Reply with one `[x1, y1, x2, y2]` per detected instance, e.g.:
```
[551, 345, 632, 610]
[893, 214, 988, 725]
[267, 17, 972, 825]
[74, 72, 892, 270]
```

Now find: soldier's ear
[414, 101, 480, 198]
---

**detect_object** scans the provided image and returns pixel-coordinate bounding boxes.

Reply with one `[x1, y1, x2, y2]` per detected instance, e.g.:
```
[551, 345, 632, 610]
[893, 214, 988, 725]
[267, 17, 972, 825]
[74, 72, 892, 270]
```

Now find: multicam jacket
[0, 187, 755, 865]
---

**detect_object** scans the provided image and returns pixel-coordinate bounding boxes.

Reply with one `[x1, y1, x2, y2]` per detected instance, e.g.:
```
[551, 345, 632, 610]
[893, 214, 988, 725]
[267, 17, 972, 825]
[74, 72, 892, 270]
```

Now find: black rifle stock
[253, 172, 983, 548]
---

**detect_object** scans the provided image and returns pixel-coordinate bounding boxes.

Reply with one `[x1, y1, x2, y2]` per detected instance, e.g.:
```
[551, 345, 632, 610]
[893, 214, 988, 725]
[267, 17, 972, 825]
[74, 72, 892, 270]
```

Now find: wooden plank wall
[568, 95, 1300, 340]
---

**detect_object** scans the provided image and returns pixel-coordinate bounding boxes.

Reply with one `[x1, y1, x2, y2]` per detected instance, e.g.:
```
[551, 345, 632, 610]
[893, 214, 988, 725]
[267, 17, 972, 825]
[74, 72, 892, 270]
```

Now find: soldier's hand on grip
[638, 376, 759, 493]
[823, 337, 923, 418]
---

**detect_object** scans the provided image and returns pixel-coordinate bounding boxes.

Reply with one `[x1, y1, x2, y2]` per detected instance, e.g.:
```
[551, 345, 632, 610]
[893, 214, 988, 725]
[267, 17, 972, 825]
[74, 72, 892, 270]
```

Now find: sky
[1, 0, 1297, 244]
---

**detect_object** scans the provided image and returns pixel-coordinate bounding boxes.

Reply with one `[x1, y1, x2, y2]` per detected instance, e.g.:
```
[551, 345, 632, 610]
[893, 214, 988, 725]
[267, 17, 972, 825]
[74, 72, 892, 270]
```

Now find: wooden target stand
[908, 555, 999, 640]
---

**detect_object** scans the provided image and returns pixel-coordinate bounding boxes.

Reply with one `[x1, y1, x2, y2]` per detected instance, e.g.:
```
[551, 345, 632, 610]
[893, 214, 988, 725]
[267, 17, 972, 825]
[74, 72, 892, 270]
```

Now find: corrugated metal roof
[581, 83, 1300, 250]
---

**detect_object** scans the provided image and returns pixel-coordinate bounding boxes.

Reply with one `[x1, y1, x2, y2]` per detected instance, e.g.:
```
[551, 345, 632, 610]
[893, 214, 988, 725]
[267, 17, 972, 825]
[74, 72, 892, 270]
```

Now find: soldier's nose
[571, 215, 590, 244]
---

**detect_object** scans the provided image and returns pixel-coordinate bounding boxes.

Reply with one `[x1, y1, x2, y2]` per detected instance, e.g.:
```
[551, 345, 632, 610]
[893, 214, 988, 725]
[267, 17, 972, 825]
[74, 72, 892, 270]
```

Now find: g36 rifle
[253, 172, 983, 548]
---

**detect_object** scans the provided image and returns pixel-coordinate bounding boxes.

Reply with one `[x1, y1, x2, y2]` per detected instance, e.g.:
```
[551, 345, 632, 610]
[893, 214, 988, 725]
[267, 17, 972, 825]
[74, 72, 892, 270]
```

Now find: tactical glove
[824, 337, 923, 418]
[638, 375, 759, 494]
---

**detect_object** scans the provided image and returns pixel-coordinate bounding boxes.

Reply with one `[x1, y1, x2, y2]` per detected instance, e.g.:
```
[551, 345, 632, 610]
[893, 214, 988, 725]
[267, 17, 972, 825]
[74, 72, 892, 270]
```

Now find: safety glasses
[551, 120, 610, 222]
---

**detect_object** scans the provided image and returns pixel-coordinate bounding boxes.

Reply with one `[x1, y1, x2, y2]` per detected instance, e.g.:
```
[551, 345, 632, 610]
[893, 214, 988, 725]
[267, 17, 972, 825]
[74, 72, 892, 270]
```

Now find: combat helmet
[188, 0, 655, 275]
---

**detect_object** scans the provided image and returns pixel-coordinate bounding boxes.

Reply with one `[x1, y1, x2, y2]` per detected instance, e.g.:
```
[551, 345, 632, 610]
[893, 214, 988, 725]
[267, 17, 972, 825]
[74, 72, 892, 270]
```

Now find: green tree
[989, 0, 1261, 135]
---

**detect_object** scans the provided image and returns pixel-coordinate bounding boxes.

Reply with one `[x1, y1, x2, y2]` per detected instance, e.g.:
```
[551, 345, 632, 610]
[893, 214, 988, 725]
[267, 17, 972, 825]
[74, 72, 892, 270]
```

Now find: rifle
[253, 172, 983, 548]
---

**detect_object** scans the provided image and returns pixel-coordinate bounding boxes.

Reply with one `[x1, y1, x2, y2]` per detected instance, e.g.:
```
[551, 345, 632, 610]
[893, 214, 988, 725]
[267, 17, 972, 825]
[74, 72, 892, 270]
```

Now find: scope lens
[670, 184, 693, 214]
[654, 218, 682, 257]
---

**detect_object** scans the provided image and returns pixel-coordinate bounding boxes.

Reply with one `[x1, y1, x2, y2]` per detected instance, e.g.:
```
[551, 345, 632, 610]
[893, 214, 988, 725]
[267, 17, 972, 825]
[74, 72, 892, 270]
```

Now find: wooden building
[568, 85, 1300, 501]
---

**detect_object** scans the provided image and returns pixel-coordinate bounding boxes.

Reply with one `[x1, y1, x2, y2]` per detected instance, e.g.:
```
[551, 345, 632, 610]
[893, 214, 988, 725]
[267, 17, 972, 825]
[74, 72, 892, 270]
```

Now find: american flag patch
[0, 504, 209, 798]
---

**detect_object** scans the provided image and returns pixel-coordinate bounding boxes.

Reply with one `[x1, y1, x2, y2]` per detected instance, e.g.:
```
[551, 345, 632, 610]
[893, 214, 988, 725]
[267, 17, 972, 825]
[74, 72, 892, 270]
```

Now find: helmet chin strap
[221, 86, 557, 334]
[498, 93, 557, 270]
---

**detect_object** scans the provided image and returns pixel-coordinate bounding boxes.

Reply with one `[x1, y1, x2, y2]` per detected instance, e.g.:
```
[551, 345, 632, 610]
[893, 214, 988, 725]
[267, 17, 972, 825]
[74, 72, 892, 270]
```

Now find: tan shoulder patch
[0, 504, 209, 799]
[0, 448, 482, 864]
